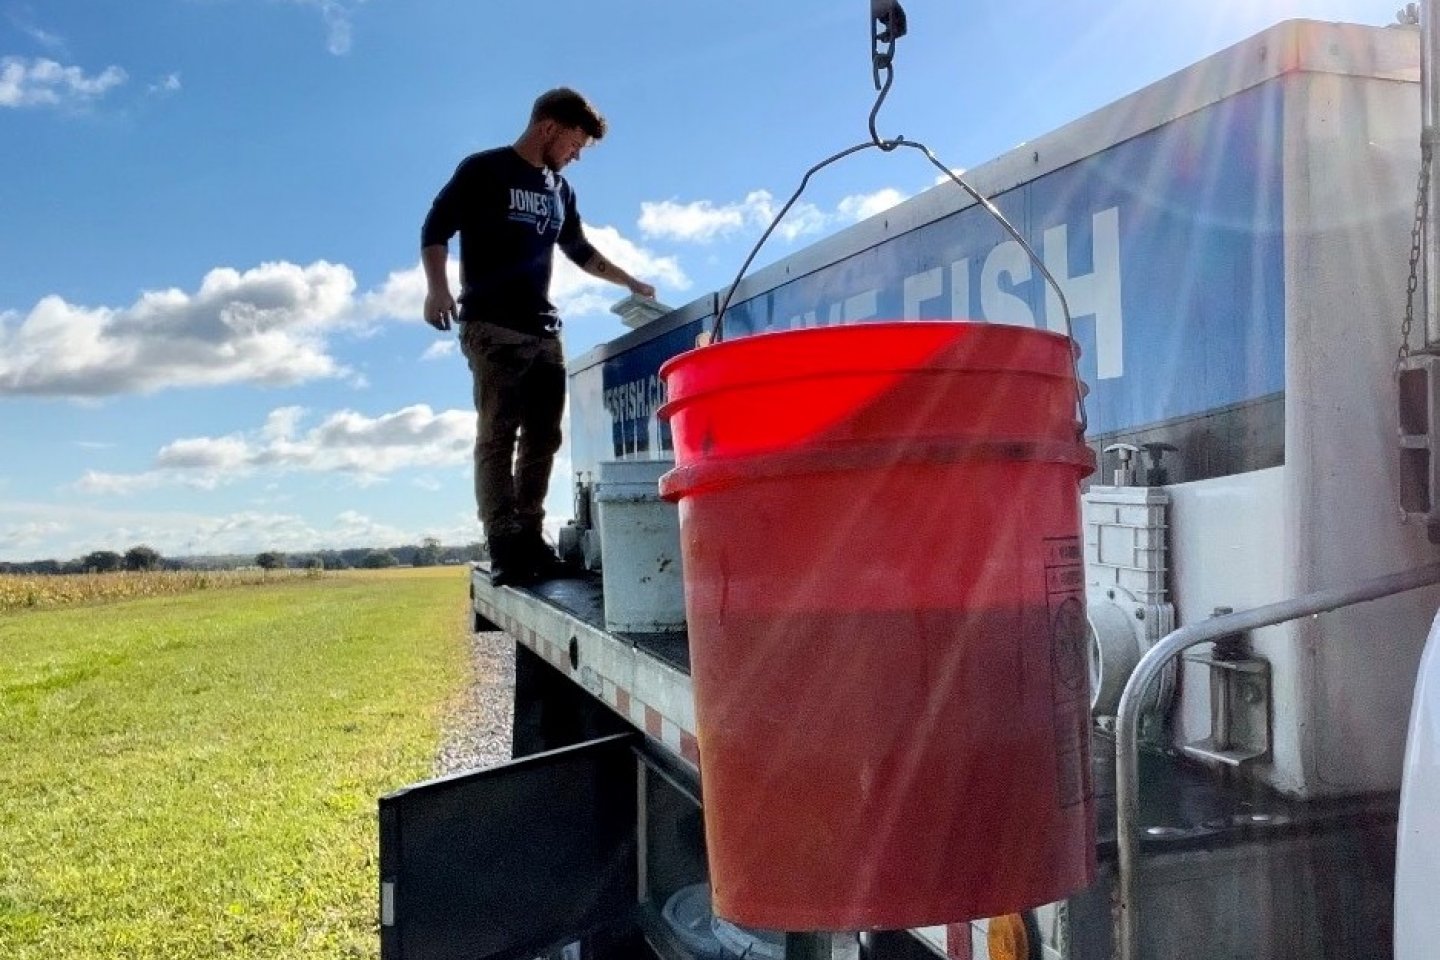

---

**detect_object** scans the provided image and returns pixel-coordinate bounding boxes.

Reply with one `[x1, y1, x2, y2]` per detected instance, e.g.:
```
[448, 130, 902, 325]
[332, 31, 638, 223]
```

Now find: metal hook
[871, 0, 909, 88]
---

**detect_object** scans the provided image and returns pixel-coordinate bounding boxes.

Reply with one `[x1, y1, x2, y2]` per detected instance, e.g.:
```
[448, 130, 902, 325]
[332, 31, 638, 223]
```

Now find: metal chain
[1399, 142, 1432, 367]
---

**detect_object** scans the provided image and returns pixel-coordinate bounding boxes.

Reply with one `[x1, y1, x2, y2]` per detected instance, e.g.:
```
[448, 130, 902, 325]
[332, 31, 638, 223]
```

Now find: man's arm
[558, 185, 656, 299]
[421, 156, 475, 332]
[421, 244, 457, 331]
[579, 249, 656, 299]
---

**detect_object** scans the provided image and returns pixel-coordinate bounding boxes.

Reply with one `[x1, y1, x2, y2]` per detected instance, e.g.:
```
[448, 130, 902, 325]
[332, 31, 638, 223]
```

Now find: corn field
[0, 569, 322, 614]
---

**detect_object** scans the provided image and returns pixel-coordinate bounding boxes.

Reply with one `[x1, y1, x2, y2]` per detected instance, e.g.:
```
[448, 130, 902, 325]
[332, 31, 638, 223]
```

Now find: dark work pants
[459, 320, 566, 542]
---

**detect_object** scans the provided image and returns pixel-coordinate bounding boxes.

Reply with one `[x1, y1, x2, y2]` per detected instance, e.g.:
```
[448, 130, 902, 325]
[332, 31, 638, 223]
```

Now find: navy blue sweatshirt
[421, 147, 598, 336]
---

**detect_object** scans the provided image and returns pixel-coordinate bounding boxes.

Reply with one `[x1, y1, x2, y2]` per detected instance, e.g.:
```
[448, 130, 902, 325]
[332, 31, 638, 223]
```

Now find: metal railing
[1113, 561, 1440, 960]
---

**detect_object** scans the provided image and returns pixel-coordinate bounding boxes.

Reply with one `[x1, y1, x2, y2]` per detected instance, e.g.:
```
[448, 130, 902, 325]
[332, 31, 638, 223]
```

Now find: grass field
[0, 566, 473, 959]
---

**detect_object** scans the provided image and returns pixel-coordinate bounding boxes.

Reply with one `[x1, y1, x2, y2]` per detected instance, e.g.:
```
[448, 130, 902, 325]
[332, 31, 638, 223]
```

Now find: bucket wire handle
[710, 0, 1090, 439]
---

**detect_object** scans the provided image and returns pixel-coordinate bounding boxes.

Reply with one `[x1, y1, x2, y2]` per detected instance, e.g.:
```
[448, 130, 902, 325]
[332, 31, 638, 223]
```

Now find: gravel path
[432, 627, 515, 777]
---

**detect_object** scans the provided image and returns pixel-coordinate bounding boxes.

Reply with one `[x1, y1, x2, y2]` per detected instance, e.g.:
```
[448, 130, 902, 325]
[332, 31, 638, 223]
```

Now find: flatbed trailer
[375, 568, 1399, 960]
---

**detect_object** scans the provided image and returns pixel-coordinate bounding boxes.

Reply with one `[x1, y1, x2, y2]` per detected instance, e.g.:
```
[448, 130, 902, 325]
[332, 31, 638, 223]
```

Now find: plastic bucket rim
[658, 436, 1096, 500]
[657, 319, 1078, 381]
[656, 364, 1078, 424]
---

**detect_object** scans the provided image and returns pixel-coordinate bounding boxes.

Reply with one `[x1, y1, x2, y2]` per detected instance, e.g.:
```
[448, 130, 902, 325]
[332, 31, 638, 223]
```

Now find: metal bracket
[1398, 353, 1440, 523]
[1115, 562, 1440, 960]
[1180, 646, 1271, 767]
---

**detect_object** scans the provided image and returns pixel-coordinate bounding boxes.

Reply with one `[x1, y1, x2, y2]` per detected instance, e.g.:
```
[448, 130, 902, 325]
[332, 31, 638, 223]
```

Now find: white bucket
[594, 459, 686, 634]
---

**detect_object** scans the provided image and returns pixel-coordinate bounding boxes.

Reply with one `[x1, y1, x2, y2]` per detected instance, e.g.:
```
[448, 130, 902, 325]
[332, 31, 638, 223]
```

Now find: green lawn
[0, 567, 472, 959]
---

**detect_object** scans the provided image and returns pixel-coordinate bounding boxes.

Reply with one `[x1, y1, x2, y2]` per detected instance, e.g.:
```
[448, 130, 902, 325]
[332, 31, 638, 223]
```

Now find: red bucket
[658, 321, 1097, 930]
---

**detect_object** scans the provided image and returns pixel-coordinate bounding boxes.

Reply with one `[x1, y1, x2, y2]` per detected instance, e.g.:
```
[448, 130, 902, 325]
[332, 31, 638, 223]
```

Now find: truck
[376, 10, 1440, 960]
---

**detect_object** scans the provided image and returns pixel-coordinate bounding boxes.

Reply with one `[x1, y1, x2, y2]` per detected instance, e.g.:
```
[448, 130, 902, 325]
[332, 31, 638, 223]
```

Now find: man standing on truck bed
[421, 87, 655, 586]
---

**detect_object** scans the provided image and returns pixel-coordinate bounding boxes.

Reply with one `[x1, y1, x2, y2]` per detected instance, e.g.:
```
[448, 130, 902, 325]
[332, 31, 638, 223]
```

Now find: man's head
[529, 87, 606, 171]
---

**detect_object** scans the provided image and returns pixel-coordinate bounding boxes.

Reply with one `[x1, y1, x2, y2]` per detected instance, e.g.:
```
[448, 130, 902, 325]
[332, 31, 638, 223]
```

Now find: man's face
[543, 122, 591, 170]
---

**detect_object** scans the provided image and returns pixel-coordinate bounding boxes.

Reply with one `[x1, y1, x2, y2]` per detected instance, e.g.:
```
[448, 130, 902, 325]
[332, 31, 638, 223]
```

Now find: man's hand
[424, 289, 458, 331]
[628, 279, 656, 300]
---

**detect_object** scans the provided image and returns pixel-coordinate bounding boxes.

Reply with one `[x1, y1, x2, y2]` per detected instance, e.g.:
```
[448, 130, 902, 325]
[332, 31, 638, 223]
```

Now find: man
[421, 88, 655, 586]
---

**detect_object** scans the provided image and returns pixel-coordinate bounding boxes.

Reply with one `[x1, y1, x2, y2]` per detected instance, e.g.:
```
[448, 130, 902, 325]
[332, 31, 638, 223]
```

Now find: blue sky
[0, 0, 1405, 561]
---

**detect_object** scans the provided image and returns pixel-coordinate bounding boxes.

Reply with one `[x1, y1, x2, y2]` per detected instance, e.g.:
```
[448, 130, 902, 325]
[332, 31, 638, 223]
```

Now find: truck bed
[524, 571, 692, 674]
[468, 564, 1403, 958]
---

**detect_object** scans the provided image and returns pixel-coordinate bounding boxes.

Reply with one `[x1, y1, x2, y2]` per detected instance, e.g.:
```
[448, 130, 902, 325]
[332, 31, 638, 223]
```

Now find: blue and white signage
[599, 83, 1285, 453]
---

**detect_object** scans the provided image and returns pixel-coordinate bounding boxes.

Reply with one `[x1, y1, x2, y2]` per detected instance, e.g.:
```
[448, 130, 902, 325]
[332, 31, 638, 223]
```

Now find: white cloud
[51, 397, 582, 554]
[264, 405, 474, 473]
[360, 223, 684, 329]
[167, 509, 400, 555]
[0, 221, 681, 399]
[327, 509, 408, 544]
[156, 436, 254, 471]
[421, 340, 457, 361]
[933, 167, 968, 186]
[0, 520, 68, 554]
[772, 201, 830, 242]
[0, 260, 355, 397]
[158, 508, 400, 556]
[0, 498, 485, 561]
[0, 57, 126, 108]
[148, 73, 181, 95]
[287, 0, 364, 55]
[837, 188, 908, 221]
[551, 224, 689, 319]
[263, 406, 306, 441]
[359, 230, 690, 330]
[638, 196, 753, 243]
[638, 190, 829, 244]
[640, 187, 906, 244]
[9, 15, 66, 54]
[74, 404, 476, 495]
[73, 470, 170, 496]
[358, 259, 455, 325]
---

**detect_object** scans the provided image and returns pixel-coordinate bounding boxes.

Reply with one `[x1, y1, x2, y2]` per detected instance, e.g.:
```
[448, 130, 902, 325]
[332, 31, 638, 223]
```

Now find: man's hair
[530, 87, 607, 140]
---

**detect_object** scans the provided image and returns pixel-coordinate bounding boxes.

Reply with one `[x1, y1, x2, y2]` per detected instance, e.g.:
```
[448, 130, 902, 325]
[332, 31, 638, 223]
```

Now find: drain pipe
[1113, 561, 1440, 960]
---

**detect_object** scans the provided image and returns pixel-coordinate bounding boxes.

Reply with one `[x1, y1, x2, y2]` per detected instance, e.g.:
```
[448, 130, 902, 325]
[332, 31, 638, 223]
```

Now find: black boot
[487, 533, 533, 587]
[515, 529, 568, 582]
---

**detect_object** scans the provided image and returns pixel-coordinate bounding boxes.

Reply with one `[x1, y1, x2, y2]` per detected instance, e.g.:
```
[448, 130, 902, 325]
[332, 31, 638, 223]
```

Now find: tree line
[0, 538, 484, 576]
